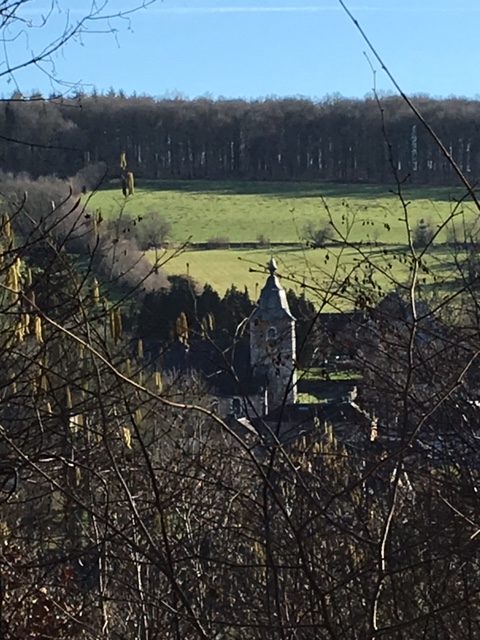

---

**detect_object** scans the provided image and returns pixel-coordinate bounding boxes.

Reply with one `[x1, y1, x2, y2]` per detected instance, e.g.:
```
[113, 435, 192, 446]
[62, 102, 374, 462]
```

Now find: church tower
[250, 259, 297, 412]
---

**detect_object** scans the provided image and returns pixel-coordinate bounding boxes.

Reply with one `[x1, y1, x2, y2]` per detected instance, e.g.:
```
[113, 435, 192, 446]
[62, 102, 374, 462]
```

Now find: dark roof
[373, 291, 432, 324]
[159, 336, 265, 397]
[246, 401, 373, 446]
[318, 311, 366, 332]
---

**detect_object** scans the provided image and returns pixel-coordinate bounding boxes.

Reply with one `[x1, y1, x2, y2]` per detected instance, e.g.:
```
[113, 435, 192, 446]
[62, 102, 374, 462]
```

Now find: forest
[3, 92, 480, 184]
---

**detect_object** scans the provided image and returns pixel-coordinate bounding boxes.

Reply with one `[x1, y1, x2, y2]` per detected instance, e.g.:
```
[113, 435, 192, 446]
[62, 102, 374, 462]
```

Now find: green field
[152, 244, 463, 306]
[89, 180, 477, 301]
[89, 179, 476, 245]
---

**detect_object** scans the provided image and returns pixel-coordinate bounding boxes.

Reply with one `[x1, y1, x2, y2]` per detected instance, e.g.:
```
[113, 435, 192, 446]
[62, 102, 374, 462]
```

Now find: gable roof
[159, 335, 265, 397]
[244, 400, 374, 446]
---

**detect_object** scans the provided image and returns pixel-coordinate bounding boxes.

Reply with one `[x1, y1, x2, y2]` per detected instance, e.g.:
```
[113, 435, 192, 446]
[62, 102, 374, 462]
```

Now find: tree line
[2, 92, 480, 184]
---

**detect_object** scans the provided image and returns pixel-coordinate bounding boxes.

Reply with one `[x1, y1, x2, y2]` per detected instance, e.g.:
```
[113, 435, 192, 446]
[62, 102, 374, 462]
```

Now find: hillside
[89, 179, 475, 301]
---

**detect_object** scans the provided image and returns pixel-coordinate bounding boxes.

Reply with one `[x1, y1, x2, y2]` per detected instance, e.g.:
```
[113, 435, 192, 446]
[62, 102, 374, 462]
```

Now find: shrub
[129, 210, 171, 250]
[303, 222, 331, 248]
[95, 235, 170, 293]
[412, 217, 434, 248]
[256, 233, 270, 248]
[0, 171, 82, 240]
[206, 236, 230, 249]
[71, 162, 108, 193]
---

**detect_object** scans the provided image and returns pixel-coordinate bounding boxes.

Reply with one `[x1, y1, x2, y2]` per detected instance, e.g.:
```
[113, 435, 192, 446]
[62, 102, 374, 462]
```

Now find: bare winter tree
[0, 2, 478, 639]
[0, 1, 157, 93]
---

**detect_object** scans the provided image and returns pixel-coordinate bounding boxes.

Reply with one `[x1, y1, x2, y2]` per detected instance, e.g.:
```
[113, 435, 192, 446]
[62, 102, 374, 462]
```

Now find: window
[231, 397, 242, 418]
[267, 327, 277, 340]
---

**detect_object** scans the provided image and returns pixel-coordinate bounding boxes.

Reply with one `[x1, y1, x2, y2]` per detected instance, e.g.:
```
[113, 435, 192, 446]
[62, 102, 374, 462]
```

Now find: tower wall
[249, 259, 298, 414]
[250, 314, 297, 412]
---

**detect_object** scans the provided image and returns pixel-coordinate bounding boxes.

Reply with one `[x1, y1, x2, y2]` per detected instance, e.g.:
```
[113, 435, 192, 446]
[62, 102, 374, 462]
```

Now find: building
[249, 258, 297, 413]
[158, 259, 373, 448]
[160, 258, 299, 420]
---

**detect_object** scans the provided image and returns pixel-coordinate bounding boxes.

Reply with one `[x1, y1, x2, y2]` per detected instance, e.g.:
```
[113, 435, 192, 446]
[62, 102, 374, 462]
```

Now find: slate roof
[244, 400, 374, 447]
[155, 335, 265, 397]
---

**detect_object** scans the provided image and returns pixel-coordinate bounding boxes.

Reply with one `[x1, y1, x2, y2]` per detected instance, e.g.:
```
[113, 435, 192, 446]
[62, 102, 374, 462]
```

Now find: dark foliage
[137, 278, 254, 344]
[2, 94, 480, 184]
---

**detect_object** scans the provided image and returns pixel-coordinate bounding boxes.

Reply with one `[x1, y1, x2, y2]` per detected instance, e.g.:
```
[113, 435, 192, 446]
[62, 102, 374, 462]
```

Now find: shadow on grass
[102, 179, 468, 202]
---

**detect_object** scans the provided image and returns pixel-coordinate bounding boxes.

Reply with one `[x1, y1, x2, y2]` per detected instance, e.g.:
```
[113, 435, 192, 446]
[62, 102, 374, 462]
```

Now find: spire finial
[268, 257, 277, 275]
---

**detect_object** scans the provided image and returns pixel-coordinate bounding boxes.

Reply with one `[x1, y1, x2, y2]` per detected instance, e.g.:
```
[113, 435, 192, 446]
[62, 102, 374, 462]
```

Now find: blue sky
[3, 0, 480, 100]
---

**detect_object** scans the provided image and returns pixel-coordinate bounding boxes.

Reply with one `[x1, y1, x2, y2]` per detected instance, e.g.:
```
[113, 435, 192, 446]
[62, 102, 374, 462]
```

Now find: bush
[0, 171, 81, 240]
[303, 222, 331, 248]
[71, 162, 108, 193]
[412, 217, 434, 248]
[206, 236, 230, 249]
[129, 210, 171, 250]
[95, 235, 170, 293]
[256, 233, 270, 248]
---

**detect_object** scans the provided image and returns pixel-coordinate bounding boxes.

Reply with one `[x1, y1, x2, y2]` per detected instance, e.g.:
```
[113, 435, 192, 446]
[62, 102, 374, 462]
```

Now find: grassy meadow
[89, 179, 477, 301]
[153, 245, 463, 308]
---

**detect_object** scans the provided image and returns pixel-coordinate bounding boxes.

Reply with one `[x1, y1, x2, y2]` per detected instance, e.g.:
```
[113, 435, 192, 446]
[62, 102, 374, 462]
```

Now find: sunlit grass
[89, 179, 475, 245]
[154, 244, 464, 308]
[88, 179, 475, 305]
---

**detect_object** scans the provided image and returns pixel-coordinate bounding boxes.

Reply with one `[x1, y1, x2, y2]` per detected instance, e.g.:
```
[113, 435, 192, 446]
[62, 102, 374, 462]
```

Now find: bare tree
[0, 3, 478, 640]
[0, 1, 158, 94]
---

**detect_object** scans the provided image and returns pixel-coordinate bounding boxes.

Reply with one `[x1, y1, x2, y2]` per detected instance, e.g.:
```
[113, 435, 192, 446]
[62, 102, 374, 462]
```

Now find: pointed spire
[268, 257, 277, 276]
[251, 259, 295, 320]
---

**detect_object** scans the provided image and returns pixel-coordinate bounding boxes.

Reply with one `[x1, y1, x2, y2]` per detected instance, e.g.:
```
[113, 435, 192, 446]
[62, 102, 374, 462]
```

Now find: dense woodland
[3, 93, 480, 184]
